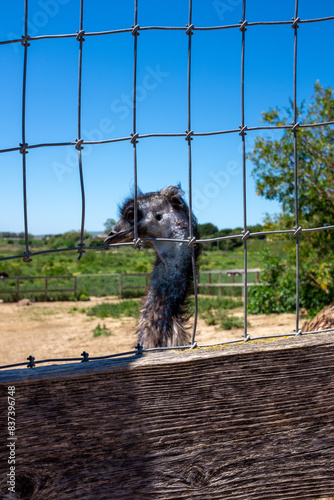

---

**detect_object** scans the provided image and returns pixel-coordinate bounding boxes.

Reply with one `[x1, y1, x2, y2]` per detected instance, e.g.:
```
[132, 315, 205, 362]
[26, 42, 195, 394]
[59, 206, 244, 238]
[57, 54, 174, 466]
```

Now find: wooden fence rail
[0, 275, 77, 301]
[1, 332, 334, 499]
[0, 269, 261, 301]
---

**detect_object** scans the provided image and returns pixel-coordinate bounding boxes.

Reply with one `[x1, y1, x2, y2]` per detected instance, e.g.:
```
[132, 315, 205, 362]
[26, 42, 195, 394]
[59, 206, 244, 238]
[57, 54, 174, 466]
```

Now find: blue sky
[0, 0, 333, 235]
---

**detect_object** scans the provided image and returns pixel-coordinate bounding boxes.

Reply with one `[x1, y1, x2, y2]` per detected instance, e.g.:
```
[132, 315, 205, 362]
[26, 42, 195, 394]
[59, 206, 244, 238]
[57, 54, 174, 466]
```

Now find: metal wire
[0, 2, 333, 370]
[293, 0, 301, 334]
[240, 0, 248, 341]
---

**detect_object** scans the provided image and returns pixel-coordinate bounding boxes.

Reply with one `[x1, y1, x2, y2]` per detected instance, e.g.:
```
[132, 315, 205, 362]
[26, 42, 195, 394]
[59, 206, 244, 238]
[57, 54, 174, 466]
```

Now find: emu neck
[151, 241, 192, 301]
[137, 242, 193, 348]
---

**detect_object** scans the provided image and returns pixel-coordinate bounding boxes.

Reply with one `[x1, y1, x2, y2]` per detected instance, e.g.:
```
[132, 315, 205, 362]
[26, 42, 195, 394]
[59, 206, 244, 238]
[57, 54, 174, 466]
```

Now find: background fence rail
[0, 269, 261, 301]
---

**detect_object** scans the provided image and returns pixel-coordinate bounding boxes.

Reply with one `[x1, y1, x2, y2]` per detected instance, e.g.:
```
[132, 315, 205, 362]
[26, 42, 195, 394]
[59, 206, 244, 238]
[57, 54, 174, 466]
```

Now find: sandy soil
[0, 296, 299, 368]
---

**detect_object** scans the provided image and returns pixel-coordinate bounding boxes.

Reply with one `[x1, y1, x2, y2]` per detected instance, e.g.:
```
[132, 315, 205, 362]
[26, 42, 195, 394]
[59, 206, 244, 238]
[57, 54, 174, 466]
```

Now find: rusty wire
[0, 1, 334, 369]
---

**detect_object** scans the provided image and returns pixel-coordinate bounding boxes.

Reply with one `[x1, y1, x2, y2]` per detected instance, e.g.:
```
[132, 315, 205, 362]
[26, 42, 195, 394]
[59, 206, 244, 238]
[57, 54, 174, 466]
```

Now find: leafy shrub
[220, 315, 244, 330]
[248, 246, 334, 316]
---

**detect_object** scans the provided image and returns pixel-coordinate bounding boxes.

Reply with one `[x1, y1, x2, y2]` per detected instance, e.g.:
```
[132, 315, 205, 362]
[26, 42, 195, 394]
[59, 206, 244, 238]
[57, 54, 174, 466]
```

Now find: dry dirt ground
[0, 296, 299, 367]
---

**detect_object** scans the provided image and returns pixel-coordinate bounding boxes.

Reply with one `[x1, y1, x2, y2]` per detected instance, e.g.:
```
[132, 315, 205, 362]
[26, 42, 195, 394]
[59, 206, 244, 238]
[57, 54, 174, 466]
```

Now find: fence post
[119, 274, 123, 299]
[208, 272, 211, 296]
[231, 272, 235, 298]
[16, 277, 19, 301]
[74, 276, 78, 298]
[44, 277, 48, 301]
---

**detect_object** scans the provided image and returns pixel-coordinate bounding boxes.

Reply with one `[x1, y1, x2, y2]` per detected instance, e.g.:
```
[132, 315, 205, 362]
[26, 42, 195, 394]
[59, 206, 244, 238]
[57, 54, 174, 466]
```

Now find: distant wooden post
[231, 271, 235, 297]
[208, 272, 212, 296]
[44, 277, 48, 301]
[1, 333, 334, 499]
[74, 276, 78, 298]
[119, 274, 123, 299]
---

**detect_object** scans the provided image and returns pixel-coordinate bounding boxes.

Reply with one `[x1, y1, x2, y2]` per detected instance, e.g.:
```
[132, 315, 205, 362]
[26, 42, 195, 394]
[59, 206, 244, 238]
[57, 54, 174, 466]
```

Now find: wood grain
[1, 333, 334, 499]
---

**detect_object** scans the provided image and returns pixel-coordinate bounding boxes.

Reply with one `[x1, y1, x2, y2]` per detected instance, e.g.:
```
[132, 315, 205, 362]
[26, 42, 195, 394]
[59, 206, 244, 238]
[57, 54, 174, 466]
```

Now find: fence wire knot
[241, 230, 251, 241]
[27, 355, 35, 368]
[186, 24, 194, 35]
[76, 30, 85, 42]
[291, 17, 300, 29]
[23, 251, 32, 263]
[244, 334, 250, 342]
[135, 343, 143, 355]
[19, 143, 29, 154]
[75, 138, 84, 150]
[191, 341, 197, 349]
[133, 238, 142, 250]
[131, 24, 140, 36]
[239, 20, 248, 32]
[130, 133, 139, 144]
[293, 226, 302, 236]
[81, 351, 89, 362]
[239, 125, 247, 136]
[77, 243, 86, 260]
[291, 121, 300, 132]
[185, 130, 194, 141]
[294, 328, 302, 336]
[21, 36, 30, 47]
[188, 236, 197, 247]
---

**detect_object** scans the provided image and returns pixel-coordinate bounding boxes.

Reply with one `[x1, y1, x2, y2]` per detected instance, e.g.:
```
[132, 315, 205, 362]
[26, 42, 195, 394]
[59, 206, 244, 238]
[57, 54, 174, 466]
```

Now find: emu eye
[155, 214, 162, 221]
[126, 208, 142, 223]
[127, 209, 134, 222]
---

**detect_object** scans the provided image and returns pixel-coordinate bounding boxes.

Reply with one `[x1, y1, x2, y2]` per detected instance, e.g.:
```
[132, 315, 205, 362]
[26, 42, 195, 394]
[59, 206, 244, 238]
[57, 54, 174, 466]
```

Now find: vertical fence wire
[76, 0, 86, 259]
[132, 0, 140, 247]
[240, 0, 249, 340]
[21, 0, 31, 263]
[186, 0, 198, 347]
[293, 0, 301, 334]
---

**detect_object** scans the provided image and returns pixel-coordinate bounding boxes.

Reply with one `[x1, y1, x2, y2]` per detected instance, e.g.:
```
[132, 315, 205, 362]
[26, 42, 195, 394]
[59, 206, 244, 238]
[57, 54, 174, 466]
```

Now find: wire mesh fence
[1, 0, 334, 370]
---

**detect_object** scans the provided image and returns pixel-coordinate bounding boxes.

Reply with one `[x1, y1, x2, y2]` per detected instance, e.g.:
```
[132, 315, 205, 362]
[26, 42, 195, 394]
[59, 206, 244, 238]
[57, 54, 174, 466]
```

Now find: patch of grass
[69, 306, 88, 314]
[190, 296, 247, 329]
[87, 300, 140, 319]
[219, 315, 244, 330]
[93, 323, 112, 337]
[195, 296, 243, 314]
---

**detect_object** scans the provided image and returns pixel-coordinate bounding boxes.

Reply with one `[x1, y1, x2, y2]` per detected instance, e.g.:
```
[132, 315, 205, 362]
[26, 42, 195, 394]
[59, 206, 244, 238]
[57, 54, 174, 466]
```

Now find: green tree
[248, 82, 334, 315]
[104, 218, 116, 234]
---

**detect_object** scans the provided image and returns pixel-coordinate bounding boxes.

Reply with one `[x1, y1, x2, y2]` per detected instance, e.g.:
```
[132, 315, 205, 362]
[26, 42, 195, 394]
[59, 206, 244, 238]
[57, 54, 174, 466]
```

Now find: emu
[104, 186, 200, 349]
[302, 304, 334, 333]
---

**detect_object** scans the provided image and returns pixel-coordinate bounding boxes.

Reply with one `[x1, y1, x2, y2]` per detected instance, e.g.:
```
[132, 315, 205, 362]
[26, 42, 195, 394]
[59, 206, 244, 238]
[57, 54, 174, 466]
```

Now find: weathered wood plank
[1, 333, 334, 499]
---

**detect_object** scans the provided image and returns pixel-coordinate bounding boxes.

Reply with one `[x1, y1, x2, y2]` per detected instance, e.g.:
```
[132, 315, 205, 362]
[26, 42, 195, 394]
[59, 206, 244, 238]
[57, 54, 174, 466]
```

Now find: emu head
[104, 186, 196, 245]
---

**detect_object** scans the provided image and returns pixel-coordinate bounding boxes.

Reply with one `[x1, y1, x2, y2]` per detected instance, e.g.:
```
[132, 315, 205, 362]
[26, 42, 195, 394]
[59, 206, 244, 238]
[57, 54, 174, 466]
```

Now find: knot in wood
[182, 464, 210, 488]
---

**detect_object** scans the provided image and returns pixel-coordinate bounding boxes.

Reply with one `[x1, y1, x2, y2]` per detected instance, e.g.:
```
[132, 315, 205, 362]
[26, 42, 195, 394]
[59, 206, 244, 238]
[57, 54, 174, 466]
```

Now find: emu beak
[104, 229, 133, 245]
